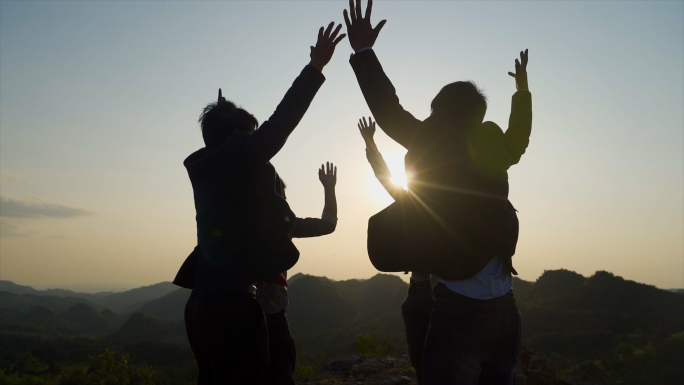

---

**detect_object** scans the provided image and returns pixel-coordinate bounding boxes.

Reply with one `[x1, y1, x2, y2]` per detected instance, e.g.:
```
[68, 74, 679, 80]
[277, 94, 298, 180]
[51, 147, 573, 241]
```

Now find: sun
[368, 151, 412, 204]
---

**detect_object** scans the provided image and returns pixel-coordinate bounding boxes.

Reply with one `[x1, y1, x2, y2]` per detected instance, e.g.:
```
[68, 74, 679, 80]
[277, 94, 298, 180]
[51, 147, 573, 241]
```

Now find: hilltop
[1, 269, 682, 384]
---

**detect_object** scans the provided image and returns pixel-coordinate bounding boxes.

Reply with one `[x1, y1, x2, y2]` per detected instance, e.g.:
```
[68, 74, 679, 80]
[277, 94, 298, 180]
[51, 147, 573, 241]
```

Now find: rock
[390, 375, 412, 384]
[351, 361, 383, 378]
[326, 356, 364, 372]
[526, 370, 557, 385]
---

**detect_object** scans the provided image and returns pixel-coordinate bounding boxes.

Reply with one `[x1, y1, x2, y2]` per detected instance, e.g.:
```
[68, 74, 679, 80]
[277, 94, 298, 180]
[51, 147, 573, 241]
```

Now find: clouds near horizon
[0, 195, 95, 219]
[0, 170, 32, 185]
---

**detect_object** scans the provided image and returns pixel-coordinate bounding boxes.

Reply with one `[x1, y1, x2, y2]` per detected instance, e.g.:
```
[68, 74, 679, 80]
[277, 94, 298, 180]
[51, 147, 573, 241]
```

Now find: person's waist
[433, 283, 515, 308]
[192, 283, 257, 299]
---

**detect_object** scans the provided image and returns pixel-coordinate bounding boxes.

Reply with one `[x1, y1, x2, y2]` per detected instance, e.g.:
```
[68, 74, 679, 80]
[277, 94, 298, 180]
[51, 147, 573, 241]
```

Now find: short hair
[198, 101, 258, 148]
[430, 81, 487, 125]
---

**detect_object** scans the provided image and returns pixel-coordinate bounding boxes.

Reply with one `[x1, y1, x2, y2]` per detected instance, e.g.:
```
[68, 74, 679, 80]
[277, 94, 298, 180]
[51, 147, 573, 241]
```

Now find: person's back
[352, 56, 531, 278]
[185, 133, 297, 296]
[182, 23, 346, 385]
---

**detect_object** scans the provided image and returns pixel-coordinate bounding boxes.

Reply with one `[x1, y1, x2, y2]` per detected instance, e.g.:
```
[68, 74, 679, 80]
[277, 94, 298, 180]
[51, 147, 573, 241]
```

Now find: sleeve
[290, 213, 337, 238]
[243, 65, 326, 162]
[366, 146, 406, 201]
[172, 246, 199, 289]
[503, 90, 532, 168]
[350, 50, 422, 148]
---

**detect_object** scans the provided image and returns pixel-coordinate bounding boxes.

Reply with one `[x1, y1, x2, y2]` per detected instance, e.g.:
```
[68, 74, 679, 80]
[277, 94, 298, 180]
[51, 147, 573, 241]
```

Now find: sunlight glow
[369, 151, 410, 203]
[385, 153, 409, 191]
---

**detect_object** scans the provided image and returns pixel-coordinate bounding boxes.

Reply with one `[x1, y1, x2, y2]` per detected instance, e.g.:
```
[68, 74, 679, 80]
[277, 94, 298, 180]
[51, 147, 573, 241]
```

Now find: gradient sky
[1, 1, 682, 290]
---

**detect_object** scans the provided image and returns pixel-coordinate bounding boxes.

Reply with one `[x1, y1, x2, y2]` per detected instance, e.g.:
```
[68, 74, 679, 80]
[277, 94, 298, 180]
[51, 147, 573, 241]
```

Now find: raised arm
[359, 117, 406, 200]
[244, 23, 346, 162]
[503, 49, 532, 167]
[344, 0, 421, 149]
[290, 162, 338, 238]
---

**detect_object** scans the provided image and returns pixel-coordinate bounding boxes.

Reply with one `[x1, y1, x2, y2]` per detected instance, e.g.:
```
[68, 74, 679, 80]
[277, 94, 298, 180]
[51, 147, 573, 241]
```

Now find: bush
[354, 334, 394, 358]
[58, 349, 155, 385]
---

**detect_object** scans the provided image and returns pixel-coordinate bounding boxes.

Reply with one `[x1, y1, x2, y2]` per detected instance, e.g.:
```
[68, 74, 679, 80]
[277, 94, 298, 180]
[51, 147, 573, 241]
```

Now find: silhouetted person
[343, 1, 532, 384]
[175, 166, 338, 385]
[182, 23, 345, 385]
[358, 116, 432, 385]
[258, 165, 338, 385]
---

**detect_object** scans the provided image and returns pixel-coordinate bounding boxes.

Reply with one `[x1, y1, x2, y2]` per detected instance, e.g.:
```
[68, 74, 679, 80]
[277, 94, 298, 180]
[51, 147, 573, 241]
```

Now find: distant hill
[286, 274, 408, 358]
[288, 275, 358, 335]
[0, 280, 109, 302]
[4, 270, 682, 365]
[135, 289, 191, 322]
[515, 269, 684, 359]
[0, 291, 102, 314]
[91, 282, 178, 313]
[346, 274, 407, 320]
[0, 281, 42, 295]
[16, 305, 70, 329]
[61, 303, 111, 335]
[104, 313, 185, 344]
[0, 280, 178, 314]
[2, 270, 682, 385]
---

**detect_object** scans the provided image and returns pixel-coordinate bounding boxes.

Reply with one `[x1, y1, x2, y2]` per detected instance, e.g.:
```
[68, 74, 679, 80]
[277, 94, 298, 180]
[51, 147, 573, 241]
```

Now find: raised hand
[508, 49, 529, 91]
[309, 22, 347, 71]
[318, 162, 337, 189]
[343, 0, 387, 52]
[358, 116, 376, 143]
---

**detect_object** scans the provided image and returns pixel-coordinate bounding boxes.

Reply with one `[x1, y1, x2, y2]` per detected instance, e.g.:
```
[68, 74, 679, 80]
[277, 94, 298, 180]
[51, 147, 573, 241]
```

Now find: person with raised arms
[357, 116, 432, 384]
[182, 22, 345, 385]
[343, 1, 532, 383]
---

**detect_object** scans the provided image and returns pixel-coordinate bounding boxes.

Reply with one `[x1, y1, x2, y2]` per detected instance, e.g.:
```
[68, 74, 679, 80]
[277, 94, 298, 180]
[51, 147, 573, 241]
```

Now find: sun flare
[368, 151, 411, 203]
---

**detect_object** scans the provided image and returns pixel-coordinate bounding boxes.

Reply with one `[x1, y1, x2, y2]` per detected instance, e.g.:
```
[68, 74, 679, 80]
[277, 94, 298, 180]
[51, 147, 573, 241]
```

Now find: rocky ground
[296, 348, 578, 385]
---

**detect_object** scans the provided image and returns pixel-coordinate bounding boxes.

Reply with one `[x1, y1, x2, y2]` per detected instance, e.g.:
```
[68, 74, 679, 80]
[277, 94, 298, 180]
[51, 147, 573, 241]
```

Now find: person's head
[198, 93, 258, 149]
[430, 81, 487, 128]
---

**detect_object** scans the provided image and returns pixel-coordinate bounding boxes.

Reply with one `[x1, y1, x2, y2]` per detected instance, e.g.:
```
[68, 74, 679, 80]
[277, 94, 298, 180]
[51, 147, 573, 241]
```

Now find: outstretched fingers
[343, 9, 352, 29]
[374, 19, 387, 35]
[355, 0, 362, 20]
[365, 0, 373, 20]
[330, 24, 342, 39]
[333, 33, 347, 45]
[324, 22, 335, 38]
[509, 49, 529, 78]
[329, 24, 346, 45]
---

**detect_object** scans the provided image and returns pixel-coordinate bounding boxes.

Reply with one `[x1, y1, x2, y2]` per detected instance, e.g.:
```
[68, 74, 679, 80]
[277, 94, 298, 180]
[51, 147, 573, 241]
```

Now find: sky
[1, 1, 682, 291]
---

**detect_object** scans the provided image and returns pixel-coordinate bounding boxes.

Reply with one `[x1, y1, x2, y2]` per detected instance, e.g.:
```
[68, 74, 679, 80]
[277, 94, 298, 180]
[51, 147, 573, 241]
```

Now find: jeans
[423, 284, 521, 385]
[265, 310, 296, 385]
[185, 292, 270, 385]
[401, 279, 434, 385]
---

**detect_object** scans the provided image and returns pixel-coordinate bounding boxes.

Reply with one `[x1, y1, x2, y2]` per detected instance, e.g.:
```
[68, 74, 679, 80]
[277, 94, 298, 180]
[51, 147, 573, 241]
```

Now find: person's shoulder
[184, 148, 206, 168]
[480, 121, 504, 137]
